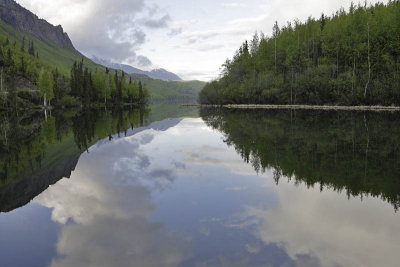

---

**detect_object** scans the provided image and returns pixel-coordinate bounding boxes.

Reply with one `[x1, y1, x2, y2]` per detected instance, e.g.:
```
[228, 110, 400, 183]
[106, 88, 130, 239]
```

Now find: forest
[199, 1, 400, 106]
[0, 33, 149, 110]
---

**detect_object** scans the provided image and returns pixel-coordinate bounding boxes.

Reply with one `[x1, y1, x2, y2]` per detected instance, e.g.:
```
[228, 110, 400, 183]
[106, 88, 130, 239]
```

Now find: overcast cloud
[17, 0, 382, 80]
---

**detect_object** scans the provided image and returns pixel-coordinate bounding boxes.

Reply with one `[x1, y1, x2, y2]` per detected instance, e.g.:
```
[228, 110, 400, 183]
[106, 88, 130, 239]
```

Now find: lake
[0, 104, 399, 267]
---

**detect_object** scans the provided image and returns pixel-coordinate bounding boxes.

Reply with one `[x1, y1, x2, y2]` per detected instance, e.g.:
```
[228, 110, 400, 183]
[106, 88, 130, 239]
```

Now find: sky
[16, 0, 382, 81]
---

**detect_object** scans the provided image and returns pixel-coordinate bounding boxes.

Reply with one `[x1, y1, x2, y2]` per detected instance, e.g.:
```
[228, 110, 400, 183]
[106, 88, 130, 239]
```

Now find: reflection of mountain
[0, 155, 79, 212]
[201, 108, 400, 210]
[94, 118, 182, 147]
[0, 108, 185, 213]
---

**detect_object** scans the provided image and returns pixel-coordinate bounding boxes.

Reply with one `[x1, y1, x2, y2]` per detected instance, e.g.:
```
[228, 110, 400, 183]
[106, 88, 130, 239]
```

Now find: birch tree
[38, 71, 54, 107]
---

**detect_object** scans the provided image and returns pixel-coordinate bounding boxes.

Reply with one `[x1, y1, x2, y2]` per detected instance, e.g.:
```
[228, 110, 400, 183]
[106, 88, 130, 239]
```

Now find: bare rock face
[0, 0, 74, 49]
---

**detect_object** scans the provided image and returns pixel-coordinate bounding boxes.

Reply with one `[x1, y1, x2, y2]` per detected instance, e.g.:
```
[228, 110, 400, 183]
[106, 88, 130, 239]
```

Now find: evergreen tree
[21, 36, 25, 52]
[139, 81, 144, 103]
[6, 49, 13, 67]
[28, 40, 35, 56]
[20, 56, 25, 75]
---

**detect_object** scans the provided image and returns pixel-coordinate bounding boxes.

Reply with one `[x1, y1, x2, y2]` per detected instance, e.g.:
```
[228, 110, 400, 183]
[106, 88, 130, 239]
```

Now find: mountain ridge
[91, 56, 182, 81]
[0, 0, 74, 49]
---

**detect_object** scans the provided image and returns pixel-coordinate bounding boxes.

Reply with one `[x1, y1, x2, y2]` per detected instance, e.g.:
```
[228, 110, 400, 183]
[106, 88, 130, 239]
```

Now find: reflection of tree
[0, 107, 149, 183]
[71, 107, 149, 150]
[0, 112, 45, 182]
[72, 111, 97, 151]
[201, 108, 400, 210]
[0, 107, 150, 211]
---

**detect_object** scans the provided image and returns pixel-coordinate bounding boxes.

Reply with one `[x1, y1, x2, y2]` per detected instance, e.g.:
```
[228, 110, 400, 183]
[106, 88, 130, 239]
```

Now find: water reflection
[0, 108, 146, 212]
[201, 108, 400, 211]
[0, 106, 399, 267]
[35, 123, 191, 266]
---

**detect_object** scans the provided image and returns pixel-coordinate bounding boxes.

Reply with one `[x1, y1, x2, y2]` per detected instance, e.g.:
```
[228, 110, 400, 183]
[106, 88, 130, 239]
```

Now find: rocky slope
[0, 0, 74, 49]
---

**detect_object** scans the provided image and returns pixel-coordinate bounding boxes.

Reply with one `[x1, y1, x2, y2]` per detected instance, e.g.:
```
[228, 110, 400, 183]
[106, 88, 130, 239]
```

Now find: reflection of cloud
[245, 243, 260, 254]
[139, 133, 155, 144]
[50, 216, 190, 267]
[172, 160, 186, 170]
[183, 145, 256, 176]
[33, 126, 191, 266]
[242, 176, 400, 267]
[225, 186, 246, 191]
[149, 169, 174, 182]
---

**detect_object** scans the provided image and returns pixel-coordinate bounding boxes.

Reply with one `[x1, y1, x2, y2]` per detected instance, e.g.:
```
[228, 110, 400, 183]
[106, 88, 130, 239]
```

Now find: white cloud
[16, 0, 167, 68]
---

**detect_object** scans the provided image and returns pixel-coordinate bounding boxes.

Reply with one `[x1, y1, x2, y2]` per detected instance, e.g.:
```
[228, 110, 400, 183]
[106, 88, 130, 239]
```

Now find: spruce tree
[139, 81, 143, 102]
[21, 37, 25, 52]
[28, 41, 35, 56]
[20, 56, 25, 75]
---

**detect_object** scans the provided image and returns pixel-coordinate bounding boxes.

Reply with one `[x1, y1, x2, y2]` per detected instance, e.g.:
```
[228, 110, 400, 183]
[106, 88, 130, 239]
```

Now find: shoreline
[182, 104, 400, 111]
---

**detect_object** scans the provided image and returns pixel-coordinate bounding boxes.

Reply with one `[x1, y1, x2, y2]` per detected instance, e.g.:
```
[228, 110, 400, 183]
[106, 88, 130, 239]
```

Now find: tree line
[70, 61, 148, 108]
[0, 34, 149, 109]
[199, 1, 400, 106]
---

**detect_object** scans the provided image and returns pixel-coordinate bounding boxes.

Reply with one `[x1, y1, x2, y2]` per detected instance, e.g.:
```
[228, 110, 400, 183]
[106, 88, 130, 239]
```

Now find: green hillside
[145, 79, 205, 102]
[0, 19, 104, 76]
[0, 18, 204, 104]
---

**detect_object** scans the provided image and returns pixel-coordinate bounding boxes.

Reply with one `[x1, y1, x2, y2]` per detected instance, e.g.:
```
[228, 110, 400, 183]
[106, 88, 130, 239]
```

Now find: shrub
[61, 95, 80, 107]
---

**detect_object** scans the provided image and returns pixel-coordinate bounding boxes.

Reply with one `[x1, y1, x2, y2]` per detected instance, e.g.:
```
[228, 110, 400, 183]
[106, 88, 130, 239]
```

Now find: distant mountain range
[91, 56, 182, 81]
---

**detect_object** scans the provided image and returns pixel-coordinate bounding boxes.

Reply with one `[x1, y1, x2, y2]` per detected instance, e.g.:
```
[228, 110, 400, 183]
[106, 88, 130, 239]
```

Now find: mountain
[0, 0, 74, 49]
[0, 0, 203, 103]
[0, 2, 103, 74]
[91, 56, 182, 81]
[148, 68, 182, 81]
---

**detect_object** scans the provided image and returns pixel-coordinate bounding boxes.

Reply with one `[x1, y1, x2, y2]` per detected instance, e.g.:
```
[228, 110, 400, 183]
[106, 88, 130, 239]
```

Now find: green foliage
[200, 1, 400, 106]
[61, 95, 80, 107]
[38, 70, 54, 105]
[70, 61, 149, 106]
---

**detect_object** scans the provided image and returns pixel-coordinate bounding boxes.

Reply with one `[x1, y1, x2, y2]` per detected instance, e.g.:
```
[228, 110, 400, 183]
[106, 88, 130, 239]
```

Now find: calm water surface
[0, 104, 399, 267]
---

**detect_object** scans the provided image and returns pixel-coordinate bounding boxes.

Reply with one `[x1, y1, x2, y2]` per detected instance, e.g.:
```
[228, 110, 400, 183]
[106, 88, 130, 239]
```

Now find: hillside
[0, 19, 102, 76]
[0, 0, 73, 48]
[143, 77, 205, 102]
[200, 1, 400, 106]
[0, 0, 203, 103]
